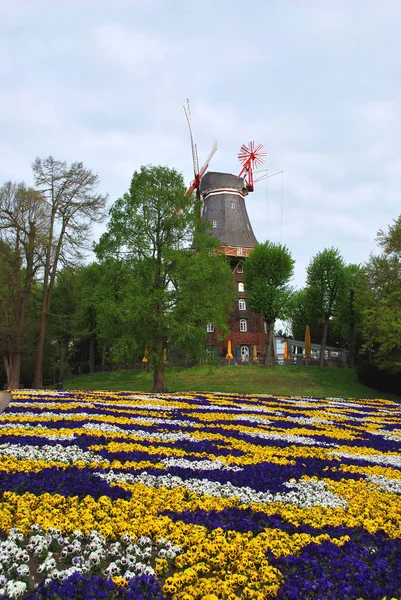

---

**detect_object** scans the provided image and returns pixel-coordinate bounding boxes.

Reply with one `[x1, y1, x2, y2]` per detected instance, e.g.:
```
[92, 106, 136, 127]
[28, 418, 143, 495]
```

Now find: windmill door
[241, 346, 250, 362]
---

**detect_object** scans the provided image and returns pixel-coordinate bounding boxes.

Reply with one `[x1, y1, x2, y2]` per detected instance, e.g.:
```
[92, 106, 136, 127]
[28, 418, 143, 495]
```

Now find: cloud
[91, 24, 171, 76]
[1, 0, 400, 290]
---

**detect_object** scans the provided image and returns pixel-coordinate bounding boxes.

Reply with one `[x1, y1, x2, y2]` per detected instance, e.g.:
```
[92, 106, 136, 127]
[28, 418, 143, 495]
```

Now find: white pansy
[4, 580, 27, 598]
[16, 564, 29, 577]
[96, 470, 275, 504]
[330, 450, 401, 469]
[234, 415, 272, 425]
[275, 479, 348, 509]
[366, 475, 401, 494]
[328, 401, 380, 413]
[82, 422, 197, 442]
[126, 417, 200, 427]
[161, 457, 242, 472]
[96, 470, 348, 510]
[0, 411, 100, 421]
[200, 405, 275, 414]
[324, 412, 361, 422]
[241, 431, 338, 447]
[0, 443, 107, 465]
[289, 416, 335, 425]
[0, 527, 181, 592]
[0, 424, 77, 440]
[97, 401, 181, 411]
[370, 428, 401, 442]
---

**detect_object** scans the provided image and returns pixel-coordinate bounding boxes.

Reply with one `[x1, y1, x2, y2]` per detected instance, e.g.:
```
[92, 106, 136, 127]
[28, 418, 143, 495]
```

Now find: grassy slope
[64, 365, 400, 401]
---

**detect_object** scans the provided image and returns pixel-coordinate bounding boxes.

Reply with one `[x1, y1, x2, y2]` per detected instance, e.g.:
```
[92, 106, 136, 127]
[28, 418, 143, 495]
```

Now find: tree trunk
[59, 342, 66, 384]
[101, 345, 106, 372]
[152, 365, 167, 393]
[89, 335, 95, 374]
[5, 353, 21, 390]
[3, 357, 11, 388]
[319, 318, 329, 366]
[348, 288, 356, 368]
[264, 318, 275, 368]
[33, 294, 48, 388]
[348, 323, 356, 368]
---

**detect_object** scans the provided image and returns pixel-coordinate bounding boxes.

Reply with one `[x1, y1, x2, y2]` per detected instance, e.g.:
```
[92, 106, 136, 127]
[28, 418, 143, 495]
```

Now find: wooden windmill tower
[182, 102, 269, 362]
[200, 142, 268, 362]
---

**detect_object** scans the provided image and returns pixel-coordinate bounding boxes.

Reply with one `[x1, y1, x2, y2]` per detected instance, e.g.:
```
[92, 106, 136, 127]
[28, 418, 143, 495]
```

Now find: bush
[357, 358, 401, 396]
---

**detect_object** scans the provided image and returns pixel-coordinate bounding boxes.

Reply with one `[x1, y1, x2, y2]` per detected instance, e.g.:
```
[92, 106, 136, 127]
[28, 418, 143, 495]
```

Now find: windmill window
[238, 282, 244, 292]
[207, 322, 214, 333]
[237, 247, 243, 256]
[212, 220, 217, 228]
[237, 264, 243, 273]
[240, 319, 247, 332]
[239, 299, 246, 310]
[230, 201, 235, 209]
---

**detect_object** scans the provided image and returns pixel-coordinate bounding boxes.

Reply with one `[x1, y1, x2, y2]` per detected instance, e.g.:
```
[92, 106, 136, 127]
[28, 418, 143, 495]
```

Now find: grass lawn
[64, 364, 400, 401]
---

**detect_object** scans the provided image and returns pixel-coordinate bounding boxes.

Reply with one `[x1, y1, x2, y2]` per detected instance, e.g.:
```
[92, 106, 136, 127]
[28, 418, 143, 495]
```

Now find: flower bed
[0, 390, 400, 599]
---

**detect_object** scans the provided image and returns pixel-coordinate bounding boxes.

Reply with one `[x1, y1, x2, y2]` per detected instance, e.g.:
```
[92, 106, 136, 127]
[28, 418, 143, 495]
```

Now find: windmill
[183, 99, 218, 204]
[238, 141, 267, 192]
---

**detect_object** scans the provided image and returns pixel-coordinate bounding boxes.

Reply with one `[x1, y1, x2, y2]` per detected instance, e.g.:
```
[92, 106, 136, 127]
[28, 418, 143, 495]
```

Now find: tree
[243, 242, 294, 367]
[95, 165, 236, 392]
[0, 182, 46, 388]
[377, 215, 401, 256]
[32, 157, 107, 388]
[305, 248, 347, 366]
[46, 266, 84, 384]
[336, 264, 366, 368]
[360, 217, 401, 373]
[289, 288, 319, 341]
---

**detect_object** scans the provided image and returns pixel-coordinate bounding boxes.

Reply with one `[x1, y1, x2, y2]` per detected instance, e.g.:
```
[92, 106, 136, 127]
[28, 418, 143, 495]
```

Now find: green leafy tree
[305, 248, 347, 366]
[95, 165, 235, 392]
[361, 218, 401, 372]
[47, 267, 83, 383]
[377, 215, 401, 255]
[86, 259, 140, 366]
[335, 264, 366, 368]
[289, 288, 320, 342]
[243, 242, 294, 367]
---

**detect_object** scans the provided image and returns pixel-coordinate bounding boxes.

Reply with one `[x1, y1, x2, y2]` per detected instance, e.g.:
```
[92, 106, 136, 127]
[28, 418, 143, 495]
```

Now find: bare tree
[0, 182, 46, 389]
[32, 157, 108, 388]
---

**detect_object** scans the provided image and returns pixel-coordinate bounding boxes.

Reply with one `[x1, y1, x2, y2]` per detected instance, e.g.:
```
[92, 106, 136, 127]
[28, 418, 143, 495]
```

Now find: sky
[1, 0, 400, 288]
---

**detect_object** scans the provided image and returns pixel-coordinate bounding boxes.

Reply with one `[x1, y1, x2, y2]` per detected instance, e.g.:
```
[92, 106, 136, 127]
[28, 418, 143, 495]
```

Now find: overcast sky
[1, 0, 400, 287]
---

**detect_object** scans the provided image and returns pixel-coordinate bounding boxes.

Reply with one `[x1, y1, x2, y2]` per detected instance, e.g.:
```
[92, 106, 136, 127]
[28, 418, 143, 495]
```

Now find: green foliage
[290, 289, 317, 341]
[305, 247, 347, 322]
[362, 288, 401, 371]
[95, 165, 235, 389]
[304, 248, 348, 365]
[377, 215, 401, 256]
[81, 260, 141, 363]
[361, 219, 401, 373]
[243, 242, 294, 367]
[243, 242, 294, 322]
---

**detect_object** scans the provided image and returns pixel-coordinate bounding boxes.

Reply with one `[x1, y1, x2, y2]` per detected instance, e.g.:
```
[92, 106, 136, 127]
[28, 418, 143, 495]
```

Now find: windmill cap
[200, 172, 247, 195]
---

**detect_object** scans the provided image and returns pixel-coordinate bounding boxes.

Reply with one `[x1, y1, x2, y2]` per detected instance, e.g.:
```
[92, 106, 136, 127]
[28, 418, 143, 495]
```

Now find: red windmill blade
[238, 141, 267, 192]
[183, 99, 217, 200]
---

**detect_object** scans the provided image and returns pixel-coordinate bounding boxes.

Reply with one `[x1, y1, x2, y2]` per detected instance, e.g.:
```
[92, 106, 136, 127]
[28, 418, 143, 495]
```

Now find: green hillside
[64, 365, 400, 401]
